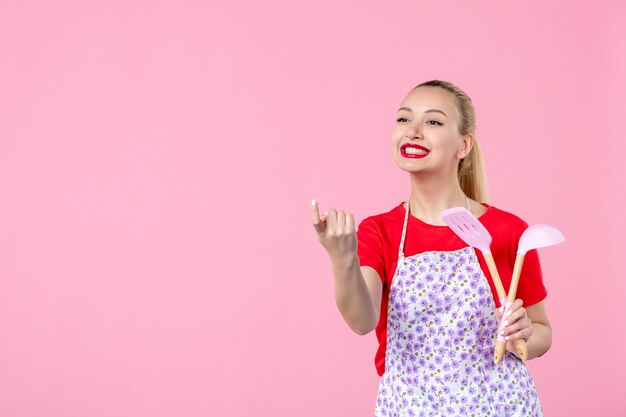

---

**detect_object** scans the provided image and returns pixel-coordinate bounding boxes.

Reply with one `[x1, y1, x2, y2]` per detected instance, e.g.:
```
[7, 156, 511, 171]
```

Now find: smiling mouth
[401, 144, 430, 158]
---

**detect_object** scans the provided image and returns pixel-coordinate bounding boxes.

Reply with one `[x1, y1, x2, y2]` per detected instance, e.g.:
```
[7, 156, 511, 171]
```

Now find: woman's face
[391, 86, 472, 175]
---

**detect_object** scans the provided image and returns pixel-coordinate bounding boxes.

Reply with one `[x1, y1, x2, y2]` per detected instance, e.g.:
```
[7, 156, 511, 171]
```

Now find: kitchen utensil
[441, 206, 524, 365]
[504, 224, 565, 360]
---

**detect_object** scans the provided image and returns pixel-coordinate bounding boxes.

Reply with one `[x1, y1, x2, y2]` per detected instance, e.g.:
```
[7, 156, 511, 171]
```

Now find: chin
[394, 157, 426, 173]
[396, 164, 426, 175]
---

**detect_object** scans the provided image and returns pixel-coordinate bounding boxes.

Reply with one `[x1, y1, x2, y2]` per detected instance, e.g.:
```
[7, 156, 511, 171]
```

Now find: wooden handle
[514, 338, 528, 361]
[483, 254, 506, 299]
[495, 340, 527, 364]
[508, 253, 528, 361]
[485, 253, 529, 363]
[508, 255, 525, 304]
[507, 254, 528, 361]
[496, 339, 528, 363]
[495, 341, 507, 364]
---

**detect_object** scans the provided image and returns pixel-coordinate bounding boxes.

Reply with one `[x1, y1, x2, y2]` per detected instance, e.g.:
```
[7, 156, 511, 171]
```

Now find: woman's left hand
[494, 298, 533, 356]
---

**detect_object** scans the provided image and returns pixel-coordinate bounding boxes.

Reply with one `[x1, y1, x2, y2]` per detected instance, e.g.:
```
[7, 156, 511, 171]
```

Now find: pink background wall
[1, 1, 624, 416]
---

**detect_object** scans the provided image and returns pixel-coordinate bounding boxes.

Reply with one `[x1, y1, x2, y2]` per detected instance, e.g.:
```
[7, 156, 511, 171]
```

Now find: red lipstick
[400, 143, 430, 159]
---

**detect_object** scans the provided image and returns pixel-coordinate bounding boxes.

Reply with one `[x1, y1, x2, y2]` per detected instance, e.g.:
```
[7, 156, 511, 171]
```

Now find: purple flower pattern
[374, 246, 543, 416]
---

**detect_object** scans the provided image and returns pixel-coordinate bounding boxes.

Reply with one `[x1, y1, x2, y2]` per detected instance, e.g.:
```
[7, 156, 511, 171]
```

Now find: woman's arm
[310, 202, 382, 336]
[331, 256, 382, 335]
[521, 301, 552, 360]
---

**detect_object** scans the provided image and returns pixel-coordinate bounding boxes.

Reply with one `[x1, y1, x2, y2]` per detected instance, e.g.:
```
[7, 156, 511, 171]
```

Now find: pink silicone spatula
[441, 206, 522, 365]
[504, 224, 565, 360]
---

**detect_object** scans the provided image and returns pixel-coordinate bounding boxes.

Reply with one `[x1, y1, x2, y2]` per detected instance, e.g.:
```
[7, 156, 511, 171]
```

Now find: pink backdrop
[1, 1, 624, 416]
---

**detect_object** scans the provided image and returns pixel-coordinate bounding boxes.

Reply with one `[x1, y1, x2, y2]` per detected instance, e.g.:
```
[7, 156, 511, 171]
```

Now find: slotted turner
[441, 206, 526, 365]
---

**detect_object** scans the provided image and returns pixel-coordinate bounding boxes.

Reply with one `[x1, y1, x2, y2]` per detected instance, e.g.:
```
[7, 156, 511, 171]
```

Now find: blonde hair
[412, 80, 490, 203]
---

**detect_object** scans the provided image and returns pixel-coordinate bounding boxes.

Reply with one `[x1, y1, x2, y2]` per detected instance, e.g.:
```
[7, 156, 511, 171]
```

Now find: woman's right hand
[310, 199, 358, 262]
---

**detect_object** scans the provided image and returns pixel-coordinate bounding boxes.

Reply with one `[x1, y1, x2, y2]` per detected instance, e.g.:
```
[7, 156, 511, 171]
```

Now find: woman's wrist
[330, 253, 360, 270]
[528, 322, 552, 360]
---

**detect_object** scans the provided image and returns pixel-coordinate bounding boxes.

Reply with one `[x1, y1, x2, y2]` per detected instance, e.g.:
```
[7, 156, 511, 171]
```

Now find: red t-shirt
[356, 201, 548, 376]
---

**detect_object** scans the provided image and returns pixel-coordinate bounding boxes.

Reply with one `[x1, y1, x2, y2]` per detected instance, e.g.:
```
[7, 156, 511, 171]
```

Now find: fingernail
[505, 336, 510, 341]
[503, 320, 508, 326]
[311, 199, 317, 206]
[499, 306, 504, 313]
[500, 330, 504, 335]
[323, 211, 328, 216]
[506, 310, 512, 317]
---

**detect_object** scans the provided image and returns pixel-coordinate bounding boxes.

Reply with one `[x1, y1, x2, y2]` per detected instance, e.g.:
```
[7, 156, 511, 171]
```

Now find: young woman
[310, 80, 552, 416]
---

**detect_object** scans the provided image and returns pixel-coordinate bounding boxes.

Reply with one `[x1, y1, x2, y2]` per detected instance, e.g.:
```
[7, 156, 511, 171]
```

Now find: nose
[404, 123, 423, 140]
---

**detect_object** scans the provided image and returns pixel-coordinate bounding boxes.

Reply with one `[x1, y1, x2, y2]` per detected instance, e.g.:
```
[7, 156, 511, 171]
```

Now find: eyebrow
[397, 107, 448, 118]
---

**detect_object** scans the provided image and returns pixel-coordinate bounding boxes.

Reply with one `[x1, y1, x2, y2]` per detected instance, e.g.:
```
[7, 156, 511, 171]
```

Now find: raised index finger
[311, 199, 326, 233]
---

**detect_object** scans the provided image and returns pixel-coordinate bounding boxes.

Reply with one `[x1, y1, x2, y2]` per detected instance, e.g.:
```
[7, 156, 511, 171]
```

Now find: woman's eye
[396, 118, 442, 125]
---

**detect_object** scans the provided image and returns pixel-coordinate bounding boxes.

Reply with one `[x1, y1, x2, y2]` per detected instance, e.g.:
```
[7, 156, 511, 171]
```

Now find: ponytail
[458, 137, 489, 203]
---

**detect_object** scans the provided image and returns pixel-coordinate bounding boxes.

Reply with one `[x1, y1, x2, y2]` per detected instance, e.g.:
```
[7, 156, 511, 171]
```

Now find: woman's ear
[458, 133, 474, 159]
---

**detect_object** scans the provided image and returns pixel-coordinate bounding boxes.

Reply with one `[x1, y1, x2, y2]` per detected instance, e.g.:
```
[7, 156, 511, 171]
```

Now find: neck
[406, 170, 468, 226]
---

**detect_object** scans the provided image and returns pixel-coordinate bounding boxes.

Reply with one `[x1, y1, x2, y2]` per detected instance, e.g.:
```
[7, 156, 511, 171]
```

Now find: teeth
[404, 147, 429, 155]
